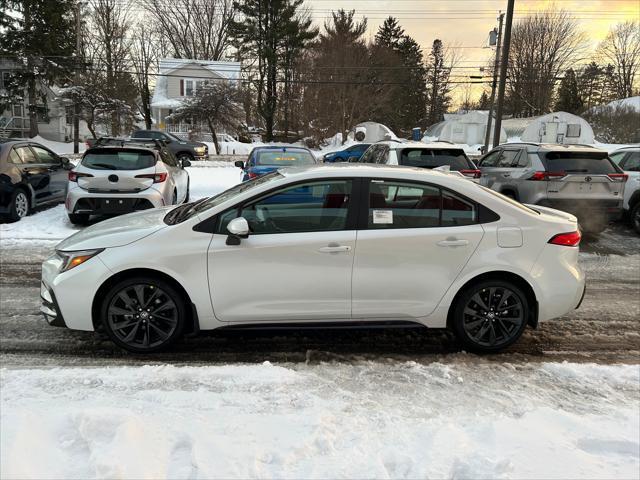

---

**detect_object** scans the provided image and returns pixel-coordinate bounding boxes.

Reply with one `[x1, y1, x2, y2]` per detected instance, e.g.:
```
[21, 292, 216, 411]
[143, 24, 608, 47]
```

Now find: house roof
[151, 58, 241, 109]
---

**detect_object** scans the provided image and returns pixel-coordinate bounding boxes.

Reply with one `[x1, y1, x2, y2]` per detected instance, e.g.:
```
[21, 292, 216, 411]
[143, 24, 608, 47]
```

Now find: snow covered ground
[0, 163, 242, 247]
[1, 361, 638, 479]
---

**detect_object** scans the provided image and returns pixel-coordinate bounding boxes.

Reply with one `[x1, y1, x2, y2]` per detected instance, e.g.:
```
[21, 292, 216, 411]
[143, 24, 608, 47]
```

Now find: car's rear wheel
[630, 202, 640, 235]
[68, 213, 90, 225]
[101, 277, 185, 353]
[452, 280, 529, 353]
[8, 190, 29, 221]
[177, 153, 193, 164]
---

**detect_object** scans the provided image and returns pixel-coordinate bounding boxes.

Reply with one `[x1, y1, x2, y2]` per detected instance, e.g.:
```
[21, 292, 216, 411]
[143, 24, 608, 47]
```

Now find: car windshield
[164, 172, 284, 225]
[81, 149, 156, 170]
[399, 148, 473, 170]
[539, 151, 619, 174]
[255, 149, 315, 166]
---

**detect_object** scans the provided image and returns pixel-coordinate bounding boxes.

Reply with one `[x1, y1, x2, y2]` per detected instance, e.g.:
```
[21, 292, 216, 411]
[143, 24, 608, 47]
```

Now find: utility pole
[483, 12, 504, 152]
[73, 2, 82, 154]
[492, 0, 514, 148]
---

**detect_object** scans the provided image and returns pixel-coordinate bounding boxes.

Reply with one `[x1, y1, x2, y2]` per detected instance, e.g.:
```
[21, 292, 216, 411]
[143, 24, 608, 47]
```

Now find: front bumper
[40, 282, 67, 327]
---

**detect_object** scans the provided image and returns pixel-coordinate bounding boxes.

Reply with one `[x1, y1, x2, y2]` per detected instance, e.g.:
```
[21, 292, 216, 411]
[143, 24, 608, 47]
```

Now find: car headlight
[56, 249, 104, 273]
[194, 146, 206, 154]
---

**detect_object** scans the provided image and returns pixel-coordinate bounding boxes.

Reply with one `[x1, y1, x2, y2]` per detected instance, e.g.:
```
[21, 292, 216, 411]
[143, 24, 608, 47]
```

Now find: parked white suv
[65, 140, 191, 224]
[610, 145, 640, 233]
[43, 164, 585, 354]
[357, 141, 481, 181]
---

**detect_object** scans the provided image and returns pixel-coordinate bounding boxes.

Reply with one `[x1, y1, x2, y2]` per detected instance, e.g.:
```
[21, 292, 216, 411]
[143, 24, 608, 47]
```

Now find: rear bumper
[66, 187, 164, 215]
[536, 199, 623, 224]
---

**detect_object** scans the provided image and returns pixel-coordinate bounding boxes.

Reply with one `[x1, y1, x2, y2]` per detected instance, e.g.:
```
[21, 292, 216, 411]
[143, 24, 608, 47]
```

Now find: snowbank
[1, 361, 638, 479]
[30, 135, 87, 155]
[0, 164, 242, 246]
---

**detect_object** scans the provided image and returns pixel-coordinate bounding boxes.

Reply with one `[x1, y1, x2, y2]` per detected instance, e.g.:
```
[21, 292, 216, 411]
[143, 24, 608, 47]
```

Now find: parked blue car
[322, 143, 371, 163]
[235, 146, 317, 181]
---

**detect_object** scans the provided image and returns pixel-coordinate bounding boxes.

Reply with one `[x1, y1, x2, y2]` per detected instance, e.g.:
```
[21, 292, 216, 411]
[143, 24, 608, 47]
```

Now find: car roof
[376, 140, 465, 150]
[499, 142, 607, 153]
[611, 145, 640, 153]
[277, 162, 462, 181]
[252, 145, 313, 153]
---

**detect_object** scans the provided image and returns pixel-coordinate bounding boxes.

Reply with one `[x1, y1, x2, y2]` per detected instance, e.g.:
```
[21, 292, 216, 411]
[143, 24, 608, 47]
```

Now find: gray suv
[131, 130, 208, 162]
[478, 143, 626, 233]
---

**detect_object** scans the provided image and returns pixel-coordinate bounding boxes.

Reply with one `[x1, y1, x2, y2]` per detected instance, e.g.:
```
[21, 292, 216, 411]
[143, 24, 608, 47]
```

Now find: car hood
[57, 207, 173, 251]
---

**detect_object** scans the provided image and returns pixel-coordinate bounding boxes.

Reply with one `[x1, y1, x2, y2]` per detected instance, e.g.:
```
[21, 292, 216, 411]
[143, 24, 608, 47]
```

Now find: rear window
[399, 148, 473, 171]
[82, 149, 156, 170]
[540, 151, 619, 174]
[255, 150, 315, 166]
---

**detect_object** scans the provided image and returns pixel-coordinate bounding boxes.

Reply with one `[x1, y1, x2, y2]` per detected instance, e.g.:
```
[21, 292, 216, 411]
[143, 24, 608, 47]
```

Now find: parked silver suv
[478, 143, 626, 233]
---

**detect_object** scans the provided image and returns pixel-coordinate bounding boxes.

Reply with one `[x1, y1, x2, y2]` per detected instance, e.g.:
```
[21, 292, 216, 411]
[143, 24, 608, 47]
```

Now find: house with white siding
[150, 58, 241, 134]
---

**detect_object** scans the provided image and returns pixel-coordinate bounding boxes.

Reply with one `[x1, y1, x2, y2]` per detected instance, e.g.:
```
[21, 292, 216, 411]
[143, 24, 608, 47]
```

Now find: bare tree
[141, 0, 235, 60]
[170, 81, 243, 154]
[131, 23, 159, 129]
[597, 21, 640, 99]
[507, 9, 586, 117]
[88, 0, 137, 134]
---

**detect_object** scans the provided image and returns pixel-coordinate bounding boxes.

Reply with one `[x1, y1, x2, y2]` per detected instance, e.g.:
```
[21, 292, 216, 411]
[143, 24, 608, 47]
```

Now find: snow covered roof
[597, 96, 640, 112]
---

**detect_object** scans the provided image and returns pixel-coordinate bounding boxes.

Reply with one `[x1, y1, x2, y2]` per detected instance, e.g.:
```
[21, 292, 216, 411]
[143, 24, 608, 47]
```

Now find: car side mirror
[61, 157, 73, 170]
[347, 156, 359, 163]
[234, 160, 245, 169]
[181, 159, 191, 168]
[226, 217, 249, 245]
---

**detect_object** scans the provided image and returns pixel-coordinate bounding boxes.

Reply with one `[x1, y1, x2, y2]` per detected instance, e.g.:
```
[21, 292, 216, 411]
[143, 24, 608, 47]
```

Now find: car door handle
[318, 244, 352, 253]
[437, 239, 469, 247]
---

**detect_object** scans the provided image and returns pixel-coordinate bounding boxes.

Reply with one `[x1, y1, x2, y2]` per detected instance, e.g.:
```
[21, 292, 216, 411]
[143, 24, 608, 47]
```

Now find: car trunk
[78, 149, 157, 193]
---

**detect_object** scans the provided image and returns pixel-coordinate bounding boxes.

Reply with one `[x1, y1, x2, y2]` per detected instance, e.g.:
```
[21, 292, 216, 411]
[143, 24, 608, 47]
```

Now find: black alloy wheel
[453, 281, 529, 353]
[101, 277, 185, 352]
[631, 202, 640, 235]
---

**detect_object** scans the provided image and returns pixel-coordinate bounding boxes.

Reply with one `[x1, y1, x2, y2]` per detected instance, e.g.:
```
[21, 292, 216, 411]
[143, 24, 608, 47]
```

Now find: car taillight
[68, 171, 93, 182]
[135, 172, 168, 183]
[528, 171, 566, 181]
[460, 169, 481, 178]
[248, 172, 258, 179]
[548, 231, 581, 247]
[607, 173, 628, 182]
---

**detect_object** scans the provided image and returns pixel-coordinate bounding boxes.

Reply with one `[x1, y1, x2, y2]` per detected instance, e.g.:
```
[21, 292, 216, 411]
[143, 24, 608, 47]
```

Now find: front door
[208, 179, 357, 322]
[352, 179, 484, 319]
[30, 145, 67, 199]
[14, 145, 51, 202]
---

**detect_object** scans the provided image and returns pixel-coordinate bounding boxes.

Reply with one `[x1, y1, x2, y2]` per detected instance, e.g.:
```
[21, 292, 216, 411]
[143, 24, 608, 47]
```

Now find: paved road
[1, 224, 639, 366]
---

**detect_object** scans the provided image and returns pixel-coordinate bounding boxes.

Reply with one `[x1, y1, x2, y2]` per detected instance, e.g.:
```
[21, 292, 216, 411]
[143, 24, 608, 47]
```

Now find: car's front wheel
[100, 277, 186, 353]
[452, 280, 529, 353]
[630, 202, 640, 235]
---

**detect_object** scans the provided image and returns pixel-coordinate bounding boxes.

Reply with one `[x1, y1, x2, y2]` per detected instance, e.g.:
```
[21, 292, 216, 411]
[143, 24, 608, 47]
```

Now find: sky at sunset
[306, 0, 640, 104]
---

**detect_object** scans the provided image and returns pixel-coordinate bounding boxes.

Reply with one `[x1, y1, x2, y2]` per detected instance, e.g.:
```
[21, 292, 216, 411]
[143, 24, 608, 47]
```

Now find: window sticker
[372, 209, 393, 224]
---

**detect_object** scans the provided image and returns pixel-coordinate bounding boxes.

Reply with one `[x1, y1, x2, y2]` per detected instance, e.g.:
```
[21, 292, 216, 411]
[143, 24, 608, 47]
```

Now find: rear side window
[15, 146, 38, 164]
[400, 148, 473, 171]
[8, 149, 22, 164]
[367, 179, 477, 229]
[132, 131, 150, 139]
[540, 151, 618, 174]
[82, 149, 156, 170]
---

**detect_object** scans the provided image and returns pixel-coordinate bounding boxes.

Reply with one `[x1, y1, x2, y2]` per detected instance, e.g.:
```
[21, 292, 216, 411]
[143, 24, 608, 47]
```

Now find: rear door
[542, 151, 624, 205]
[485, 148, 524, 196]
[617, 151, 640, 209]
[352, 178, 484, 319]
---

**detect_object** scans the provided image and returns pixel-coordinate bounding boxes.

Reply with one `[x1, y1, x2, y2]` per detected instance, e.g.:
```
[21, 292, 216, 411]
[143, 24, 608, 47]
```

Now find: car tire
[100, 276, 186, 353]
[451, 280, 529, 353]
[68, 213, 90, 225]
[631, 202, 640, 235]
[184, 179, 190, 203]
[177, 153, 193, 164]
[7, 189, 30, 221]
[501, 190, 517, 201]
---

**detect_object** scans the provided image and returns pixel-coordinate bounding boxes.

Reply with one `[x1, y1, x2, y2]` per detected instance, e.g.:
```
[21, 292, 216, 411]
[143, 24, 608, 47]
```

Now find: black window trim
[357, 177, 499, 230]
[194, 177, 365, 235]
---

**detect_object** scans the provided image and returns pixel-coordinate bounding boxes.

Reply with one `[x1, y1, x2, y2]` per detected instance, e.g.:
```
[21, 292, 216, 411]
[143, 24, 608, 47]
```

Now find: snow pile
[598, 96, 640, 112]
[30, 135, 87, 155]
[1, 361, 638, 479]
[205, 140, 263, 156]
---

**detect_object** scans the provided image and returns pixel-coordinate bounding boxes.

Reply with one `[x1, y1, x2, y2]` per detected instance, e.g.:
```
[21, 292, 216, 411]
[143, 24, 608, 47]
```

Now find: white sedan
[41, 164, 586, 353]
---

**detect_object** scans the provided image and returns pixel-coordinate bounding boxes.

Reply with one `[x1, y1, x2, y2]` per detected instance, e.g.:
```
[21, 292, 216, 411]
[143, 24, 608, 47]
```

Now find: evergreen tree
[230, 0, 317, 141]
[478, 91, 491, 110]
[0, 0, 76, 137]
[578, 62, 604, 110]
[425, 39, 452, 125]
[375, 17, 405, 50]
[555, 69, 583, 113]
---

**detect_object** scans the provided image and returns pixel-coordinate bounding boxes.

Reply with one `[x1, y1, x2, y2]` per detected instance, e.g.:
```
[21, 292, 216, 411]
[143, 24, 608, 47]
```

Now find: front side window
[620, 152, 640, 172]
[367, 179, 478, 229]
[31, 146, 58, 164]
[359, 146, 377, 163]
[498, 150, 521, 168]
[219, 180, 353, 235]
[479, 150, 501, 168]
